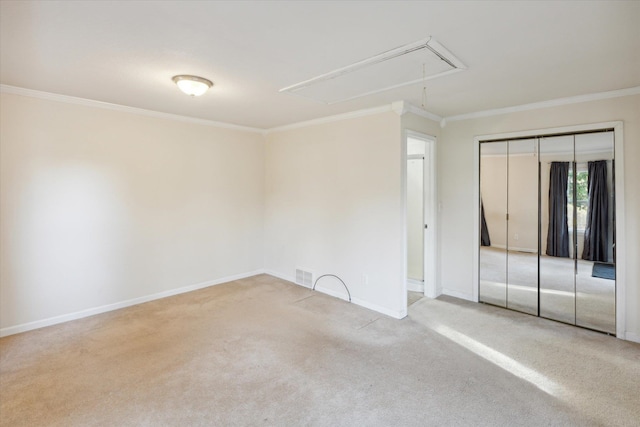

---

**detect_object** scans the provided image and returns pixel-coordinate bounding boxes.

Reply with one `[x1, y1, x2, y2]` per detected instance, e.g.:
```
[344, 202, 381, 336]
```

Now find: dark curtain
[582, 160, 609, 261]
[546, 162, 570, 257]
[480, 198, 491, 246]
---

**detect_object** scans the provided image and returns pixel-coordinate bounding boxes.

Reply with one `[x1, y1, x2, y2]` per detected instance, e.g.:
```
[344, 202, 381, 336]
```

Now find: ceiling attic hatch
[279, 37, 466, 104]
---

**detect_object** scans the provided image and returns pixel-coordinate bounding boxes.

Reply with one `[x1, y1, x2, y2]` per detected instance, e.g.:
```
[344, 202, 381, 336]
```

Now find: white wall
[264, 112, 405, 317]
[439, 94, 640, 341]
[0, 93, 265, 333]
[2, 90, 637, 342]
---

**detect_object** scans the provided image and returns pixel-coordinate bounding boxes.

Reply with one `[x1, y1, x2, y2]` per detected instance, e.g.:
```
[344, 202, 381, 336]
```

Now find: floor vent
[295, 268, 313, 288]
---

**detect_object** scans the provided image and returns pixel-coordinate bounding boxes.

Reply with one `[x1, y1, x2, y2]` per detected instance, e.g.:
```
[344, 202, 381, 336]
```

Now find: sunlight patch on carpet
[431, 323, 566, 398]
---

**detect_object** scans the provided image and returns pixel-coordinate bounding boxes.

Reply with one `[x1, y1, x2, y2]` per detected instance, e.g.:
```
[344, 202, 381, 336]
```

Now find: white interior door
[422, 139, 436, 298]
[407, 156, 424, 287]
[406, 132, 437, 299]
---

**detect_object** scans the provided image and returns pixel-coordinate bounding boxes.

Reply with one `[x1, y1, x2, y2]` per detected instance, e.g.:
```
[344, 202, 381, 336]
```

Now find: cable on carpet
[312, 274, 352, 303]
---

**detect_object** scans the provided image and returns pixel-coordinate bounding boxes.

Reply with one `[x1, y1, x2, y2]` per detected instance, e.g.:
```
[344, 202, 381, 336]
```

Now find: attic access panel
[280, 37, 466, 104]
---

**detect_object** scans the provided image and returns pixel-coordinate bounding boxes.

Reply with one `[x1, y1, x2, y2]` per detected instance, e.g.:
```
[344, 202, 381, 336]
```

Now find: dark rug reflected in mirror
[592, 262, 615, 280]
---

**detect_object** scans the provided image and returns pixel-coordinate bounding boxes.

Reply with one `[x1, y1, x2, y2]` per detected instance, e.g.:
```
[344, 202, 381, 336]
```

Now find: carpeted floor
[480, 246, 616, 333]
[407, 291, 423, 306]
[1, 274, 638, 426]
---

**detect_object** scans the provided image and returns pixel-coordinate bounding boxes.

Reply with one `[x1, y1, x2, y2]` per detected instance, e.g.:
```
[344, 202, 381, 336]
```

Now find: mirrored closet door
[539, 135, 576, 325]
[479, 130, 616, 334]
[479, 141, 508, 308]
[505, 138, 539, 316]
[573, 133, 615, 333]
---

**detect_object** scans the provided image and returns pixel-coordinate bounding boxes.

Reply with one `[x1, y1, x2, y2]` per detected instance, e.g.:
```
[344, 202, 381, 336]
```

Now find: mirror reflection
[479, 130, 615, 334]
[574, 133, 615, 333]
[539, 136, 576, 324]
[506, 139, 538, 315]
[479, 142, 507, 308]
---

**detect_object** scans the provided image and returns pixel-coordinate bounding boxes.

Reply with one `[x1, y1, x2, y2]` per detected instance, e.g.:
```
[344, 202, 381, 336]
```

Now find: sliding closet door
[506, 139, 539, 315]
[479, 142, 507, 307]
[480, 130, 616, 334]
[539, 136, 576, 324]
[575, 132, 615, 333]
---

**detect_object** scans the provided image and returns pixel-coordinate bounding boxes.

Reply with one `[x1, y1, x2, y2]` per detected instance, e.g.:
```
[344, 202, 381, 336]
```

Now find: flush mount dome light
[172, 75, 213, 96]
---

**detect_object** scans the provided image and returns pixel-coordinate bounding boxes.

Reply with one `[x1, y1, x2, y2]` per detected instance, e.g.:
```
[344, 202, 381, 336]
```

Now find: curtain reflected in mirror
[546, 162, 570, 257]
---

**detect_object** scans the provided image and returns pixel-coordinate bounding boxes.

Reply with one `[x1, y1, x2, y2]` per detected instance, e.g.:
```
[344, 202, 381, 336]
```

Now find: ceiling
[1, 1, 639, 130]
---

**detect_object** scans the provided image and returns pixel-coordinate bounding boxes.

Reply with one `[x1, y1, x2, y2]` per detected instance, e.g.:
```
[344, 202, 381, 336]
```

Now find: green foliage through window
[568, 169, 589, 230]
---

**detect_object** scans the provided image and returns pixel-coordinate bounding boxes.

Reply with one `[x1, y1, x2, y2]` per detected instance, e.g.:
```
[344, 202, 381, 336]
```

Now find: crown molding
[265, 104, 394, 134]
[0, 84, 266, 134]
[445, 86, 640, 123]
[391, 100, 409, 116]
[404, 102, 442, 123]
[5, 84, 637, 136]
[391, 100, 443, 125]
[266, 101, 442, 134]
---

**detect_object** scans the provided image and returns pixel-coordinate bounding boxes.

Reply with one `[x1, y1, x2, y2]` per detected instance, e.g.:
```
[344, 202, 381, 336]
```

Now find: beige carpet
[480, 246, 616, 333]
[407, 291, 423, 306]
[1, 274, 638, 426]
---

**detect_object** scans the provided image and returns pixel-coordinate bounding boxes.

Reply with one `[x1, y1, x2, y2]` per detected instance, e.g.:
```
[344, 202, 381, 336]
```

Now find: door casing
[402, 130, 438, 309]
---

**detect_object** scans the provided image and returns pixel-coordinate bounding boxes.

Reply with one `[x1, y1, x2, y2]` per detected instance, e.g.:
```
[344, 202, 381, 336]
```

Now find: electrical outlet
[514, 233, 519, 241]
[362, 274, 369, 285]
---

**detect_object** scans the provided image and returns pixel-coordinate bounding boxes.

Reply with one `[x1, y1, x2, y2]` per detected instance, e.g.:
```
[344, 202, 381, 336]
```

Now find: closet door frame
[473, 121, 626, 339]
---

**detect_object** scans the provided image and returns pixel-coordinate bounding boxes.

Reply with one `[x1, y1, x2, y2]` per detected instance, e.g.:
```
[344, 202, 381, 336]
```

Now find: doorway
[404, 131, 437, 308]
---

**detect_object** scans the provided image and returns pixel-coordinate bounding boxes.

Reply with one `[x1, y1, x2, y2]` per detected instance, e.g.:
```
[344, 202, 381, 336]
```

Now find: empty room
[1, 1, 639, 426]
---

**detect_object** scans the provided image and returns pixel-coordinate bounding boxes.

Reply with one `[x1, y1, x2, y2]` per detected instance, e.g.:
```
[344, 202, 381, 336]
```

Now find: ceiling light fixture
[172, 75, 213, 96]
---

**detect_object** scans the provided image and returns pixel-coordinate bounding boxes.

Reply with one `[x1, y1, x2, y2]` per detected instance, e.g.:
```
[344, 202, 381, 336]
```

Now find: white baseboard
[351, 296, 406, 319]
[424, 286, 442, 299]
[264, 269, 300, 286]
[314, 284, 350, 302]
[0, 269, 265, 338]
[264, 271, 406, 319]
[490, 244, 537, 253]
[624, 331, 640, 343]
[441, 288, 474, 301]
[407, 279, 424, 293]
